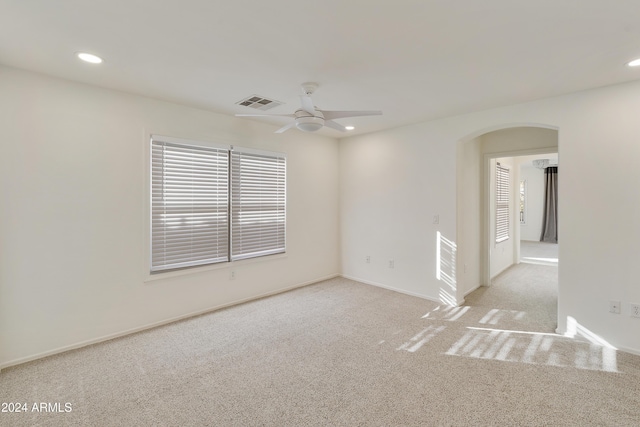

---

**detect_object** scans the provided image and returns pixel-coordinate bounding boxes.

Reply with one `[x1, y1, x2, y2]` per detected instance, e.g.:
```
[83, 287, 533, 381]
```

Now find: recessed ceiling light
[345, 126, 355, 131]
[627, 58, 640, 67]
[76, 52, 103, 64]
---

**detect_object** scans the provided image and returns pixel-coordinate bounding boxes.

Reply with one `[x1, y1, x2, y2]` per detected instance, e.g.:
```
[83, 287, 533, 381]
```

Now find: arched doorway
[456, 125, 559, 332]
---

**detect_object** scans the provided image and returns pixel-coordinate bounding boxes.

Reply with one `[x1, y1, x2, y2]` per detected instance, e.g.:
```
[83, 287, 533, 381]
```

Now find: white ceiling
[509, 154, 559, 169]
[2, 1, 640, 137]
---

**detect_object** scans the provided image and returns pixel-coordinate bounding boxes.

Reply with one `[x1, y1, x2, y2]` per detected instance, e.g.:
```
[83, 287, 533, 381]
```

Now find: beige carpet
[520, 240, 558, 266]
[1, 270, 640, 426]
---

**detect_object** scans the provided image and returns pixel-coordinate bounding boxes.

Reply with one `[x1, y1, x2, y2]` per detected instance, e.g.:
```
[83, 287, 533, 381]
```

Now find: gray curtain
[540, 166, 558, 243]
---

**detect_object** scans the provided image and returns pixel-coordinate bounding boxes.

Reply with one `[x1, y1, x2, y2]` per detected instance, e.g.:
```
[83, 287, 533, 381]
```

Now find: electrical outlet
[630, 303, 640, 318]
[389, 260, 395, 269]
[366, 255, 371, 264]
[609, 300, 621, 314]
[433, 215, 439, 224]
[230, 270, 236, 280]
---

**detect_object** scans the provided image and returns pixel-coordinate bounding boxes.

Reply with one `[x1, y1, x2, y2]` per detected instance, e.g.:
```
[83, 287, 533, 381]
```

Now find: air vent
[236, 95, 283, 111]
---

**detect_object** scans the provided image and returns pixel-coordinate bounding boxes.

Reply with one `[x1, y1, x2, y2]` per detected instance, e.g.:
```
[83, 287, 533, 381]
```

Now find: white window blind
[495, 162, 510, 243]
[151, 138, 229, 272]
[231, 148, 286, 261]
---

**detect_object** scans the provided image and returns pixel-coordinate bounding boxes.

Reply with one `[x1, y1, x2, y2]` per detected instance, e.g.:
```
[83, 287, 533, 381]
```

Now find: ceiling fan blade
[235, 113, 296, 117]
[321, 110, 382, 120]
[299, 95, 316, 114]
[324, 120, 347, 132]
[275, 122, 297, 134]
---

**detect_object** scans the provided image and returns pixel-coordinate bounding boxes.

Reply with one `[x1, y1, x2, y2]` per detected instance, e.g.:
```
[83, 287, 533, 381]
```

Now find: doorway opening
[489, 152, 559, 280]
[456, 125, 559, 333]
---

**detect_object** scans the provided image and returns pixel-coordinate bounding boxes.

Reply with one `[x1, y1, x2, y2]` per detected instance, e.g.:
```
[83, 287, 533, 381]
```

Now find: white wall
[339, 128, 458, 304]
[519, 161, 546, 241]
[457, 137, 482, 296]
[0, 66, 340, 368]
[340, 81, 640, 354]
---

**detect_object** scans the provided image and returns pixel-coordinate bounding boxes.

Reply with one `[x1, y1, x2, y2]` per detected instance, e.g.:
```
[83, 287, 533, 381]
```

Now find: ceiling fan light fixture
[296, 122, 323, 132]
[295, 116, 324, 132]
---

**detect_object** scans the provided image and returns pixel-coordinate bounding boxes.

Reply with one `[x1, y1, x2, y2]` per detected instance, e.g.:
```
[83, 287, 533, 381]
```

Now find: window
[495, 162, 510, 243]
[151, 136, 285, 273]
[231, 149, 286, 261]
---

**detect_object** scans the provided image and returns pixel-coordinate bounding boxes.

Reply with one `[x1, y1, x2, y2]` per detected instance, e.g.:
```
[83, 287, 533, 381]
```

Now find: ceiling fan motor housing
[301, 82, 319, 95]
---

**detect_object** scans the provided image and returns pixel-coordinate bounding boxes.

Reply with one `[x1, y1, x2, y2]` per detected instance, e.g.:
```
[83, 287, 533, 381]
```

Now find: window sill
[144, 252, 287, 283]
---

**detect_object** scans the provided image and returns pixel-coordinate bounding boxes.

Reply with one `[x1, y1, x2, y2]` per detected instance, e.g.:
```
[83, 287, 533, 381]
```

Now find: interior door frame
[482, 147, 558, 286]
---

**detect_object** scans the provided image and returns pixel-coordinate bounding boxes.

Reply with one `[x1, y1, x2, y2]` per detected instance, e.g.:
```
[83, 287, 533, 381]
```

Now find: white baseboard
[0, 273, 340, 372]
[490, 262, 514, 281]
[340, 274, 464, 306]
[464, 284, 482, 297]
[617, 345, 640, 357]
[555, 327, 640, 357]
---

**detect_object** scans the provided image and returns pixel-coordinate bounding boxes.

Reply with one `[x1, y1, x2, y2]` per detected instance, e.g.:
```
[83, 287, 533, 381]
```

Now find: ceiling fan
[235, 82, 382, 133]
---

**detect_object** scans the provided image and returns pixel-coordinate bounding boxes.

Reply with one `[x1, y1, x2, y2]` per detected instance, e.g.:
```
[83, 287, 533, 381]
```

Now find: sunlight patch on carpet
[397, 325, 447, 353]
[445, 326, 618, 372]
